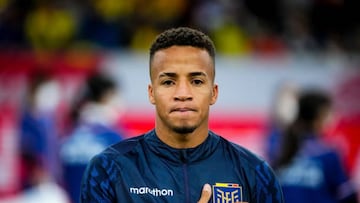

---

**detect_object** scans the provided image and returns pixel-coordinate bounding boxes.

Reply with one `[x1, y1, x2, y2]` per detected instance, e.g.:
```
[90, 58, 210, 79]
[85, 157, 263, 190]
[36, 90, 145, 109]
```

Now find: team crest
[212, 183, 245, 203]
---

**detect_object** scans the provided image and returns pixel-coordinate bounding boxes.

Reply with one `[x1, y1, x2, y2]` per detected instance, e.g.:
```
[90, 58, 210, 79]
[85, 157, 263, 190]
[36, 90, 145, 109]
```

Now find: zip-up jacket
[80, 129, 284, 203]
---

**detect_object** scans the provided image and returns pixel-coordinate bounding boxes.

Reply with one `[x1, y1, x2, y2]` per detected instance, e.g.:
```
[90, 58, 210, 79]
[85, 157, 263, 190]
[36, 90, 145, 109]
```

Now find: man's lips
[170, 107, 196, 113]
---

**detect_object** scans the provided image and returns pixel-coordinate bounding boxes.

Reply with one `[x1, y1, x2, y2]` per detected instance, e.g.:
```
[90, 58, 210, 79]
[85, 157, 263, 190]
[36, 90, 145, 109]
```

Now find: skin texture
[197, 184, 212, 203]
[148, 45, 218, 149]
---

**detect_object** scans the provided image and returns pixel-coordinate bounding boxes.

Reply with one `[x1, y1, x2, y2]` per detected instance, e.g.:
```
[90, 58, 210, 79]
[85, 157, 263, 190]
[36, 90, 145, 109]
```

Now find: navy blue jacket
[80, 130, 284, 203]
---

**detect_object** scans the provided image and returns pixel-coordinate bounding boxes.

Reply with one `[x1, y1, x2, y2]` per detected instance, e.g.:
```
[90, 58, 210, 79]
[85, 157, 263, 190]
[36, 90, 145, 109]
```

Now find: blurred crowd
[0, 0, 360, 55]
[0, 70, 127, 203]
[0, 69, 357, 203]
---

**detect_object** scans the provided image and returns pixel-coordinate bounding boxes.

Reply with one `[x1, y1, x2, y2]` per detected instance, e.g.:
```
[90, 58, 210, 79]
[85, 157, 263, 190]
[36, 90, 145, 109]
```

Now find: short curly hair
[149, 27, 216, 64]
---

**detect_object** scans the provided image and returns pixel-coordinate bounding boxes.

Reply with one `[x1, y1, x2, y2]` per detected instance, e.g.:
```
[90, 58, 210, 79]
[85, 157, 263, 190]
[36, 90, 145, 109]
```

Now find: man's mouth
[171, 107, 195, 113]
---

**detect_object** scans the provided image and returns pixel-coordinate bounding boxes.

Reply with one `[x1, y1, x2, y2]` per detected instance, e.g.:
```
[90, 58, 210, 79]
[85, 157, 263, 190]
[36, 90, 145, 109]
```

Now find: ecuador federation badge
[212, 183, 244, 203]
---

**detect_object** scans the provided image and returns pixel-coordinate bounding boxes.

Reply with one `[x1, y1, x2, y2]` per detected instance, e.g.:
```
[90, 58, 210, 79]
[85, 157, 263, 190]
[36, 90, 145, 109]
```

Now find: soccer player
[80, 27, 284, 203]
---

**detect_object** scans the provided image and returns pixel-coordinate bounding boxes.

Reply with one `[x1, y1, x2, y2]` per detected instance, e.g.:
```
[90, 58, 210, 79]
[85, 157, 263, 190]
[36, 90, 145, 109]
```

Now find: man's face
[148, 46, 218, 134]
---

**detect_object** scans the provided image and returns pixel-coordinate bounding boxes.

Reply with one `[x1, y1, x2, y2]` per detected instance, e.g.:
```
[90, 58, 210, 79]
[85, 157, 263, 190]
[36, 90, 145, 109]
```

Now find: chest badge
[212, 183, 246, 203]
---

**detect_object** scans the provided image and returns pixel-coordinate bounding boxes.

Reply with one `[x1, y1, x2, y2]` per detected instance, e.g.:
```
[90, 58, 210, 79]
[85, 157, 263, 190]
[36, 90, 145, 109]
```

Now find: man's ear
[148, 84, 155, 105]
[210, 84, 218, 105]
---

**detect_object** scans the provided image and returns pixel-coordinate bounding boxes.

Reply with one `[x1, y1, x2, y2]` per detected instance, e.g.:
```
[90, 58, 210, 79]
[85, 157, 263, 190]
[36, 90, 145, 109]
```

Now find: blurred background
[0, 0, 359, 202]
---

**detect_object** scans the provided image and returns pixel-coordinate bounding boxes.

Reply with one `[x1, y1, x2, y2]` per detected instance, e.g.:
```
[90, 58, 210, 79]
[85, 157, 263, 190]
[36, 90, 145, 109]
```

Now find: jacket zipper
[183, 162, 190, 203]
[181, 150, 190, 203]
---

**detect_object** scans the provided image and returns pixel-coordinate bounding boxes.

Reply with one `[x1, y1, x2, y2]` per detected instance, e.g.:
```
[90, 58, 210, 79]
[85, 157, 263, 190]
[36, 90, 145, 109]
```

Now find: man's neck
[155, 127, 209, 149]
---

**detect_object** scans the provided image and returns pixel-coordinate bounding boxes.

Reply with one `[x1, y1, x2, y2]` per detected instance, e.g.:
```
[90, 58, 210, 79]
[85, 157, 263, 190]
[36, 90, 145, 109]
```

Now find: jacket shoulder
[218, 137, 284, 201]
[219, 136, 265, 166]
[86, 134, 145, 174]
[103, 134, 145, 156]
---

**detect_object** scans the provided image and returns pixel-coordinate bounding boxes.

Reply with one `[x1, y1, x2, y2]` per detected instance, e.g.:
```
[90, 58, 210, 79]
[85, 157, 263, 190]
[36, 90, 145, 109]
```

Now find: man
[80, 27, 284, 203]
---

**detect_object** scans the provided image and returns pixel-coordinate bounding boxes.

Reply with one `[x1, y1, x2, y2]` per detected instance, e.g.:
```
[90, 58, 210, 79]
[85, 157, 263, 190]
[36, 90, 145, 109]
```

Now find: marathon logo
[212, 183, 245, 203]
[129, 186, 174, 197]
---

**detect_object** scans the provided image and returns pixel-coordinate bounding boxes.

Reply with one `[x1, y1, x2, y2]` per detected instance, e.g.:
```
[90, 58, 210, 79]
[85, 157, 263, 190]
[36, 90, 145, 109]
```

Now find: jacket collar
[144, 129, 220, 164]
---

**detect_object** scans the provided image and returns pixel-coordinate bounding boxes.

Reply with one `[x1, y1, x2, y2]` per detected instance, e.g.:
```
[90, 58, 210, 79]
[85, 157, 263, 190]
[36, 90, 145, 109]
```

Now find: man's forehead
[150, 46, 215, 81]
[158, 71, 208, 78]
[153, 45, 209, 58]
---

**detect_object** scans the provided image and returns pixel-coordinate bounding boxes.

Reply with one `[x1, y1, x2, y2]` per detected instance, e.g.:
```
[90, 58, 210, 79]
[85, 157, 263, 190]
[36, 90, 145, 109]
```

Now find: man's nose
[174, 82, 192, 101]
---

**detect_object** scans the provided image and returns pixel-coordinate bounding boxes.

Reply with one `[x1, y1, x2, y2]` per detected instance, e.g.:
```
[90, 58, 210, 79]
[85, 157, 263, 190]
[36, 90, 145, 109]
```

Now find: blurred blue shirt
[276, 135, 358, 203]
[60, 122, 123, 203]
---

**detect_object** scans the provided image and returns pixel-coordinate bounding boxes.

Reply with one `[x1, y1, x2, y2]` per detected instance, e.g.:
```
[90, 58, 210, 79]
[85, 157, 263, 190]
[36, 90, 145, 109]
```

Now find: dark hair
[274, 89, 332, 169]
[85, 74, 116, 102]
[149, 27, 216, 64]
[297, 90, 331, 127]
[69, 73, 117, 126]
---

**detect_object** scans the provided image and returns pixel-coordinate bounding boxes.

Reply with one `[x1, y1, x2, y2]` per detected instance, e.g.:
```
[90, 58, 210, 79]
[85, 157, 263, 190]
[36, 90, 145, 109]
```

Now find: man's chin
[172, 126, 196, 134]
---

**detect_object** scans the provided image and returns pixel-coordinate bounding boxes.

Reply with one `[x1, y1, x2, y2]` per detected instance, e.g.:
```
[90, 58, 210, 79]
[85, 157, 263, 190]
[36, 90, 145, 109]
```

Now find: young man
[80, 27, 284, 203]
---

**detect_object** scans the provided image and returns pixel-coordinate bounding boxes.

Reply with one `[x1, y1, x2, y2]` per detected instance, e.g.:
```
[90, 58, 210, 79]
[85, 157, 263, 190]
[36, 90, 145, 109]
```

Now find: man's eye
[192, 79, 204, 85]
[162, 80, 174, 86]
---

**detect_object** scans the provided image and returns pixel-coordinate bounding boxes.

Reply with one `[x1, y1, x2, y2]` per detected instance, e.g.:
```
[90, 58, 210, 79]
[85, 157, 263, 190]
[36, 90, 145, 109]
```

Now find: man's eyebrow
[189, 72, 207, 77]
[158, 72, 207, 78]
[159, 72, 177, 78]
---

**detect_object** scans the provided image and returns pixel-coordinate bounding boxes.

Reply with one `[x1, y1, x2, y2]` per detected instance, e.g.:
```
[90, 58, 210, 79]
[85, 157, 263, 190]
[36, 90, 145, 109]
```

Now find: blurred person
[280, 1, 318, 53]
[130, 25, 159, 51]
[273, 89, 358, 203]
[266, 81, 299, 165]
[24, 0, 76, 51]
[78, 0, 135, 49]
[9, 69, 69, 202]
[135, 0, 188, 28]
[60, 73, 125, 203]
[80, 27, 284, 203]
[19, 70, 62, 191]
[190, 0, 252, 55]
[211, 21, 251, 55]
[129, 0, 188, 52]
[0, 155, 70, 203]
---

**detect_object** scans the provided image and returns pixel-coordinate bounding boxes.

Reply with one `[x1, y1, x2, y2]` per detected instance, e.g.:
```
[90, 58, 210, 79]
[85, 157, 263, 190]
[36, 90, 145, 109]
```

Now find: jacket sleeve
[323, 152, 358, 203]
[80, 154, 117, 203]
[254, 161, 284, 203]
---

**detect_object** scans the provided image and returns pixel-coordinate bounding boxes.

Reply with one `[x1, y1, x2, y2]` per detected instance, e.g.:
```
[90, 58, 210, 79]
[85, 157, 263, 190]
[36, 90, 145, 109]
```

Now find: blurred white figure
[0, 182, 69, 203]
[266, 81, 299, 165]
[0, 159, 69, 203]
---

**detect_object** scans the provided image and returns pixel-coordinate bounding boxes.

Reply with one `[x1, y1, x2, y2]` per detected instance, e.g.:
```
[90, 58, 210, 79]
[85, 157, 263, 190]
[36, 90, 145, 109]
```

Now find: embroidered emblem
[212, 183, 245, 203]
